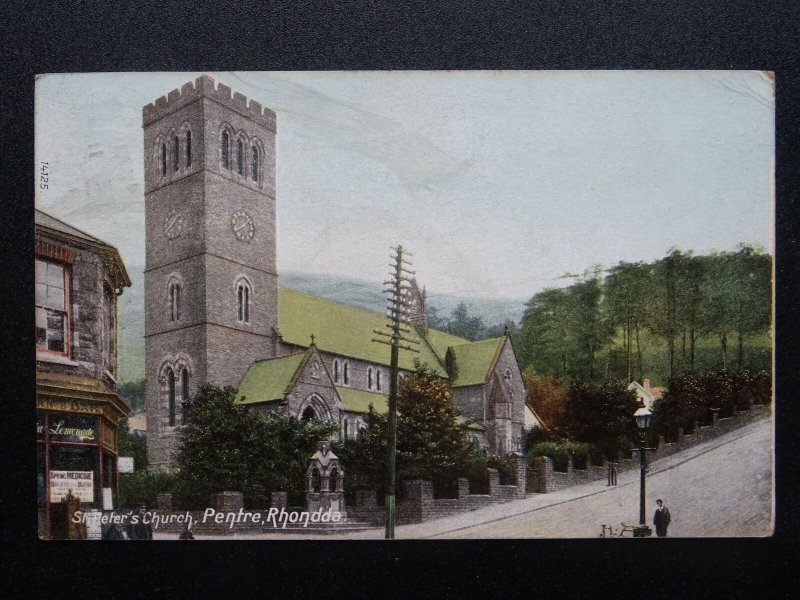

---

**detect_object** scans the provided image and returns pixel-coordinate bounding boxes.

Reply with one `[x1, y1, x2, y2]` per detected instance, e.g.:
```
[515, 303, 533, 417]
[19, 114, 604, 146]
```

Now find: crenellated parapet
[143, 75, 276, 130]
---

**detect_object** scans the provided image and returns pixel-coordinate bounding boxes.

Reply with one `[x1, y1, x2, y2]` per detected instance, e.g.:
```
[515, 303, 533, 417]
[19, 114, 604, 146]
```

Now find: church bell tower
[143, 76, 278, 468]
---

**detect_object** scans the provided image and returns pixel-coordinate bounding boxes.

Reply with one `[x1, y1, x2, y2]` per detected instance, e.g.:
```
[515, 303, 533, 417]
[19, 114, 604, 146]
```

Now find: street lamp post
[633, 406, 653, 537]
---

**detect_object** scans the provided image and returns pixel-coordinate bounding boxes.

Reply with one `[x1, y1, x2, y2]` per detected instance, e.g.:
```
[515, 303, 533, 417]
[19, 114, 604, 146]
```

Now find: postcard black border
[1, 0, 798, 597]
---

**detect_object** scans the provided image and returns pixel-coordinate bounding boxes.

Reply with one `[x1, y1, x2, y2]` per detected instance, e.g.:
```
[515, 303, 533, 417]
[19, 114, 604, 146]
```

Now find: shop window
[221, 131, 230, 169]
[35, 259, 69, 354]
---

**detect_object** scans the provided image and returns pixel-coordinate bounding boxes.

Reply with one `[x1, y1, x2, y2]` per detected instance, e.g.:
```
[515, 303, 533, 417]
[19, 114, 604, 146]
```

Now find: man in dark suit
[653, 498, 671, 537]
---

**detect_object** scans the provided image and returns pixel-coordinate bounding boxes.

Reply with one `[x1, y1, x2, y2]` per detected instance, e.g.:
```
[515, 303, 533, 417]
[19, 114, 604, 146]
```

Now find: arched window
[167, 368, 176, 426]
[186, 130, 192, 167]
[160, 143, 167, 176]
[236, 279, 251, 323]
[236, 140, 244, 175]
[172, 136, 179, 172]
[368, 368, 373, 390]
[181, 368, 190, 424]
[333, 360, 340, 383]
[376, 369, 382, 391]
[169, 280, 182, 321]
[251, 147, 259, 181]
[301, 406, 316, 422]
[342, 418, 349, 439]
[221, 131, 230, 169]
[504, 368, 512, 385]
[343, 362, 349, 385]
[311, 362, 320, 379]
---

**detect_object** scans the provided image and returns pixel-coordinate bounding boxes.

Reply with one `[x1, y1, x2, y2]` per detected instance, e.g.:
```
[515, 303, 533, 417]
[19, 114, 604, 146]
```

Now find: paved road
[156, 417, 772, 540]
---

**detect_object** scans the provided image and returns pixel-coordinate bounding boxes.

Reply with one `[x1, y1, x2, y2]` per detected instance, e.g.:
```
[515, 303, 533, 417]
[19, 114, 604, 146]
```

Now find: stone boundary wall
[349, 454, 528, 526]
[528, 403, 771, 493]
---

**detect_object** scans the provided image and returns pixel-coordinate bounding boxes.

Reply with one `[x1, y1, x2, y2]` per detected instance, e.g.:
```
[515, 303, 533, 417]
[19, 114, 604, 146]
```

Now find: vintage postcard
[34, 71, 774, 540]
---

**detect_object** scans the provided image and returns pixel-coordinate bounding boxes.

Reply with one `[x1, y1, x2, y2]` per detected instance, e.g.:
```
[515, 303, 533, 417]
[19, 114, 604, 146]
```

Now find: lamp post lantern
[633, 406, 653, 537]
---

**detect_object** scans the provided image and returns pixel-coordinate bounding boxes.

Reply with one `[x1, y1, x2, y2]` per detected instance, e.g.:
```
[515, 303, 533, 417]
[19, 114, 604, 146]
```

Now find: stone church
[144, 76, 533, 470]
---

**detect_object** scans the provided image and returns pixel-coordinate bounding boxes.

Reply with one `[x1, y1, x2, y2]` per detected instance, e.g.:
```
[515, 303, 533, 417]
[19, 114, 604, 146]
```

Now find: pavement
[154, 415, 773, 540]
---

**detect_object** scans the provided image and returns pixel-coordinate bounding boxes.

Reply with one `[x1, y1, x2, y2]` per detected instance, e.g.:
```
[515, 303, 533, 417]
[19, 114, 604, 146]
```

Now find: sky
[35, 71, 774, 302]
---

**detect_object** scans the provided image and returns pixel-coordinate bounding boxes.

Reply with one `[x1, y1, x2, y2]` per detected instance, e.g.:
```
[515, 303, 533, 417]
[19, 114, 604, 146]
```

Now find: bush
[118, 470, 178, 509]
[527, 440, 601, 471]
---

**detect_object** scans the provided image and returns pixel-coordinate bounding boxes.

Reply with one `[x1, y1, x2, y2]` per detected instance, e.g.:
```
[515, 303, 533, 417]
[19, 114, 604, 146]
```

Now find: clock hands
[165, 212, 179, 232]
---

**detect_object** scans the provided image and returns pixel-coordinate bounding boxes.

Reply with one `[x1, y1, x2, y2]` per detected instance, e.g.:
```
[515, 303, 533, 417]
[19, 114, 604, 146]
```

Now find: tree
[447, 302, 486, 341]
[335, 364, 481, 498]
[426, 304, 448, 330]
[176, 383, 336, 508]
[603, 261, 654, 381]
[568, 275, 613, 382]
[518, 287, 575, 380]
[522, 369, 569, 439]
[562, 380, 638, 459]
[701, 246, 771, 371]
[119, 378, 146, 412]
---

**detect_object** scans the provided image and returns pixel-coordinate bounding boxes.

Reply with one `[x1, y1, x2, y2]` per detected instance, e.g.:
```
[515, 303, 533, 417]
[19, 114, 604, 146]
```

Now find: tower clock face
[231, 209, 255, 242]
[164, 210, 186, 239]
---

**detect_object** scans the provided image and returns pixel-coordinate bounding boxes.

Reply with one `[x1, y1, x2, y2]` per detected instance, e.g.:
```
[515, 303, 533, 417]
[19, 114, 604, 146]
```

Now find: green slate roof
[336, 386, 388, 414]
[278, 288, 469, 373]
[448, 336, 506, 387]
[237, 352, 309, 405]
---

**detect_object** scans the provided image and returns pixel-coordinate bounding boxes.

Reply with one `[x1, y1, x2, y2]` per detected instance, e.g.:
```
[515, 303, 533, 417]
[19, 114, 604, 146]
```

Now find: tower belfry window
[168, 368, 176, 427]
[221, 131, 230, 169]
[160, 143, 167, 176]
[181, 368, 190, 425]
[186, 130, 192, 167]
[172, 136, 179, 172]
[237, 140, 244, 175]
[237, 279, 251, 323]
[251, 147, 259, 181]
[169, 280, 182, 321]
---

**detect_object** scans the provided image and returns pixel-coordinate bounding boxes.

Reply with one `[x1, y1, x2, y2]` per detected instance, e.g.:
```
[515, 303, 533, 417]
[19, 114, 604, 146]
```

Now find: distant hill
[116, 267, 527, 384]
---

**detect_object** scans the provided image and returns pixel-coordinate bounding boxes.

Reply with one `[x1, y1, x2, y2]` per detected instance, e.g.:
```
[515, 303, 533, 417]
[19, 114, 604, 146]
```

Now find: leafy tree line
[515, 245, 771, 385]
[652, 370, 771, 442]
[525, 373, 640, 461]
[524, 368, 771, 467]
[427, 302, 517, 341]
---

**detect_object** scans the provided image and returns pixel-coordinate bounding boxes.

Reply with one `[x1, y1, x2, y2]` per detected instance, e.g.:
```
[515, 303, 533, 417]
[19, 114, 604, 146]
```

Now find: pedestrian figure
[653, 498, 671, 537]
[128, 503, 153, 540]
[178, 522, 195, 540]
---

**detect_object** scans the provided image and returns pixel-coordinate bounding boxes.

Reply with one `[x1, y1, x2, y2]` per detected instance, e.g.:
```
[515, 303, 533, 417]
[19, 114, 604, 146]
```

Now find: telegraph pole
[371, 245, 419, 539]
